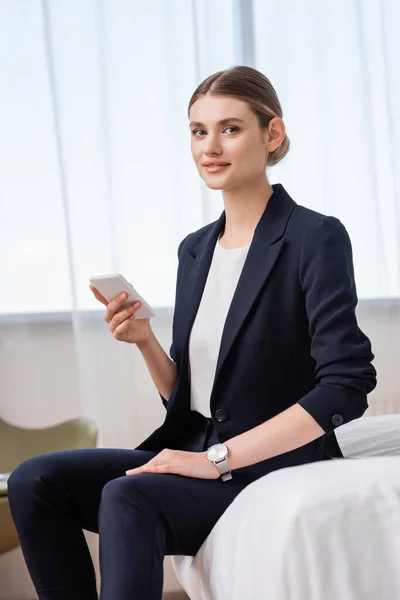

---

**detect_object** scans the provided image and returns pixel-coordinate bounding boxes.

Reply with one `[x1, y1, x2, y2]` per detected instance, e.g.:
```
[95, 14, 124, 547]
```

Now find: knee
[7, 453, 59, 504]
[100, 477, 131, 508]
[100, 475, 157, 517]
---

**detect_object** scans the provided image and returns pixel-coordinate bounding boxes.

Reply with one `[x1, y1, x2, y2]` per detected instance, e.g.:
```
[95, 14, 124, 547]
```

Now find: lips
[203, 163, 231, 173]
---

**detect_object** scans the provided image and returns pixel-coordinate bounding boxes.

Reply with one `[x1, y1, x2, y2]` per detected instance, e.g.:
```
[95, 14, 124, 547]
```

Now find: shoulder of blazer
[289, 203, 344, 243]
[177, 221, 216, 260]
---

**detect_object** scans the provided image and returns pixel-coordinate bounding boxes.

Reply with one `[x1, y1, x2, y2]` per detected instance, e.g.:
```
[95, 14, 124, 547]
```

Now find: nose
[204, 132, 223, 156]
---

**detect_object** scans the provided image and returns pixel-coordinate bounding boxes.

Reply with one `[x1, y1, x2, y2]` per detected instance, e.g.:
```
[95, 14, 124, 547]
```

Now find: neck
[219, 176, 274, 245]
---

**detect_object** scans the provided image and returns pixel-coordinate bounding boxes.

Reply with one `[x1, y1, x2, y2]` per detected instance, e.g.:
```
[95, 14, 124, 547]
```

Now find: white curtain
[0, 0, 399, 447]
[254, 0, 400, 300]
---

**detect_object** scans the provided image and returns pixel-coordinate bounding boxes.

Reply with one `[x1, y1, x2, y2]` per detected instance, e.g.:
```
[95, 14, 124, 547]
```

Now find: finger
[125, 467, 141, 476]
[126, 463, 171, 476]
[128, 460, 160, 474]
[89, 285, 108, 306]
[126, 464, 151, 476]
[105, 292, 129, 323]
[110, 302, 140, 333]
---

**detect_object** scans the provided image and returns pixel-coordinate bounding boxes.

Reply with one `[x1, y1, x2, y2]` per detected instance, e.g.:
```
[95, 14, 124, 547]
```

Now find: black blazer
[136, 183, 377, 481]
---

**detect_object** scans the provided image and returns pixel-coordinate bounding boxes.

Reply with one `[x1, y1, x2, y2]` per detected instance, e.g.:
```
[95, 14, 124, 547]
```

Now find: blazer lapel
[178, 183, 297, 391]
[178, 213, 225, 361]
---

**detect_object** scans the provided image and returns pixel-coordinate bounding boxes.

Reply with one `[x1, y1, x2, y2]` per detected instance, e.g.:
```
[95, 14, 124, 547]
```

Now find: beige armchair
[0, 418, 98, 555]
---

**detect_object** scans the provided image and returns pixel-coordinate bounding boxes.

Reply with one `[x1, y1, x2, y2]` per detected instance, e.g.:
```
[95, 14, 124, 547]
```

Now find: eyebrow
[189, 117, 245, 128]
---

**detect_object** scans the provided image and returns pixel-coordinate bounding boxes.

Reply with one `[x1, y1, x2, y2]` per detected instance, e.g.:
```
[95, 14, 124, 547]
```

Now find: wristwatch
[206, 443, 232, 481]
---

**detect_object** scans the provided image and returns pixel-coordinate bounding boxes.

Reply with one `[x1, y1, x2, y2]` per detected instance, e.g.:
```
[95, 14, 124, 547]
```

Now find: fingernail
[135, 302, 141, 308]
[120, 293, 126, 300]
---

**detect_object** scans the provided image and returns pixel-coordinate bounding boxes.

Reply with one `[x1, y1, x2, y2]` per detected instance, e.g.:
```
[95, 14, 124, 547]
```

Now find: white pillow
[336, 414, 400, 458]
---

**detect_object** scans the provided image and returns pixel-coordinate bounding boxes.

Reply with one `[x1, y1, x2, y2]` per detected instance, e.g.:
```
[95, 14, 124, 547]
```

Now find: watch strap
[215, 457, 232, 481]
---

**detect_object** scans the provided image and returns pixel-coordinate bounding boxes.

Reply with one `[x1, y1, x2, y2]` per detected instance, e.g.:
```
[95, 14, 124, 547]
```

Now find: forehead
[189, 95, 252, 124]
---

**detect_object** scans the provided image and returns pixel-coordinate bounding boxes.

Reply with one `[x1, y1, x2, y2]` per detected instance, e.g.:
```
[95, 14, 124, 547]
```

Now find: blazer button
[332, 414, 344, 427]
[215, 409, 229, 422]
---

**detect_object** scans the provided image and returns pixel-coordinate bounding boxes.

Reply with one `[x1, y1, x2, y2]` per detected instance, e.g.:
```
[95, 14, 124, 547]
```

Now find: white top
[188, 237, 251, 417]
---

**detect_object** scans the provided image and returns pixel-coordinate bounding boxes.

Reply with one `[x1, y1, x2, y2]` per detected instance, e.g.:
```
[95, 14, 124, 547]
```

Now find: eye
[224, 126, 239, 134]
[191, 129, 206, 137]
[190, 126, 239, 137]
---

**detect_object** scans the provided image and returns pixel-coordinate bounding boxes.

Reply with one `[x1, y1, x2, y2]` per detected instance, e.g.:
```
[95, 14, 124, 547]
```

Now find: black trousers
[7, 415, 250, 600]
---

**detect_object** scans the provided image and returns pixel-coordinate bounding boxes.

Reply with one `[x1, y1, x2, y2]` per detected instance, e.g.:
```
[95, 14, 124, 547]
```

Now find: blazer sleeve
[159, 233, 190, 409]
[297, 216, 377, 433]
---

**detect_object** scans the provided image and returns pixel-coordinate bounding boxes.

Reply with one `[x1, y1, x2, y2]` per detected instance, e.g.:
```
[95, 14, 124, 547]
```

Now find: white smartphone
[89, 273, 156, 320]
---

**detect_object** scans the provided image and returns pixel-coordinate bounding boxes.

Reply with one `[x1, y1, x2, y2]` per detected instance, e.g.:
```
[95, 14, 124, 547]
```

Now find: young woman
[8, 65, 376, 600]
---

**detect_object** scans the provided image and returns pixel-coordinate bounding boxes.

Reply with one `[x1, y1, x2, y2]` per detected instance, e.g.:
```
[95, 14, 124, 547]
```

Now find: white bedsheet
[172, 415, 400, 600]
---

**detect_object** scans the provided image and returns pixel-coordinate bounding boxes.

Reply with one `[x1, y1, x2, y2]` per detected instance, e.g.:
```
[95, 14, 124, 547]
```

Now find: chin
[204, 181, 225, 190]
[202, 174, 233, 191]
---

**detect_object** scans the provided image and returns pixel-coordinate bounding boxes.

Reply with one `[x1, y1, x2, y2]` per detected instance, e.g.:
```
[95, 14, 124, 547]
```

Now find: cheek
[234, 141, 265, 170]
[191, 143, 201, 164]
[231, 137, 252, 158]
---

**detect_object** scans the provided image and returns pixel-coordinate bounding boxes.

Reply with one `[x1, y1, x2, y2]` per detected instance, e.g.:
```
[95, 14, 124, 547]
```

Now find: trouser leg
[98, 417, 247, 600]
[7, 448, 157, 600]
[98, 469, 246, 600]
[7, 417, 249, 600]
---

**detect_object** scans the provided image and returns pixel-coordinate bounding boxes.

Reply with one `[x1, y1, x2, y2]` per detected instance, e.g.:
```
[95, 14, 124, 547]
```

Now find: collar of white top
[216, 239, 251, 251]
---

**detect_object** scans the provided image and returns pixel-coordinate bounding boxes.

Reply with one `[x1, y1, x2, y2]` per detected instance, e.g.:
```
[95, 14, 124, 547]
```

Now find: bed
[172, 414, 400, 600]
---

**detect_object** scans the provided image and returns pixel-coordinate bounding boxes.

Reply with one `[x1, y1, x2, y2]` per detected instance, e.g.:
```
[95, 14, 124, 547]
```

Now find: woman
[8, 65, 376, 600]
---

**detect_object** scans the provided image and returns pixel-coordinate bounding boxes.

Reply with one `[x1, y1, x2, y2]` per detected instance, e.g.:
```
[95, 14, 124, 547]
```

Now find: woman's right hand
[89, 285, 152, 345]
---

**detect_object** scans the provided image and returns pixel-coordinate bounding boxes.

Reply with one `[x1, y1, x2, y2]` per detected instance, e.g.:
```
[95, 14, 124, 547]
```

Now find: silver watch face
[207, 443, 228, 462]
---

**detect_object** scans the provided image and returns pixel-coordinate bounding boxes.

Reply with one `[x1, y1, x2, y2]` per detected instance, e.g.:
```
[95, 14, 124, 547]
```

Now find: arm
[224, 403, 323, 470]
[136, 332, 177, 403]
[225, 217, 377, 470]
[136, 233, 190, 405]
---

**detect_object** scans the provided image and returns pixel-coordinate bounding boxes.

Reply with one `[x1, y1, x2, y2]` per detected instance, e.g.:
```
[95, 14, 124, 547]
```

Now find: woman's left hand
[125, 449, 220, 479]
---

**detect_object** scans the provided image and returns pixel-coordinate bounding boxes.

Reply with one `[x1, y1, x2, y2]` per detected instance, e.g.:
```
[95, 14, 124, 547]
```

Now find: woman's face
[189, 94, 271, 191]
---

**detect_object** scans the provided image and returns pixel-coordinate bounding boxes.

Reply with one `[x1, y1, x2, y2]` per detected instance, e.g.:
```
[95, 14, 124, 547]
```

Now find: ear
[265, 117, 286, 152]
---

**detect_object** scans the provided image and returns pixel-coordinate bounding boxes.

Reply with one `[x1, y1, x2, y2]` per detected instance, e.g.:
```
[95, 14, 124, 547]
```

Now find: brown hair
[188, 65, 290, 167]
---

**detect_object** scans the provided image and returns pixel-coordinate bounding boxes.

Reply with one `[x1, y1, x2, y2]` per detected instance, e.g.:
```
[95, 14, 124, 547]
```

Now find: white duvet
[172, 415, 400, 600]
